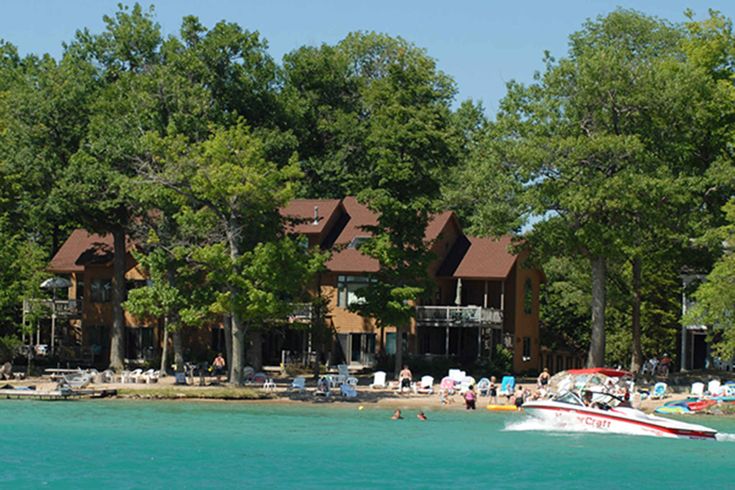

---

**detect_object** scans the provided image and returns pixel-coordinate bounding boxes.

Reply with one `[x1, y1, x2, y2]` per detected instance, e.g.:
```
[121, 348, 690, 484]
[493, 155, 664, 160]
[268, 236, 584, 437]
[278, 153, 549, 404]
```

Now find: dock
[0, 388, 118, 401]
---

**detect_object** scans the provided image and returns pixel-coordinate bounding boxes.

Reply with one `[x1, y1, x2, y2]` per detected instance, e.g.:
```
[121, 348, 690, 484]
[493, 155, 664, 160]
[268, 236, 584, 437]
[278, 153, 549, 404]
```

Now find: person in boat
[582, 390, 594, 407]
[464, 384, 477, 410]
[537, 368, 550, 390]
[417, 410, 427, 421]
[398, 365, 413, 393]
[391, 409, 403, 420]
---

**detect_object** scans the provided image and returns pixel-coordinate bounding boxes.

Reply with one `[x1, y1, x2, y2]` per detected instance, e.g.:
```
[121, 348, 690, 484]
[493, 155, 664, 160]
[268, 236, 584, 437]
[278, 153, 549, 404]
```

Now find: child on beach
[464, 385, 477, 410]
[489, 376, 498, 405]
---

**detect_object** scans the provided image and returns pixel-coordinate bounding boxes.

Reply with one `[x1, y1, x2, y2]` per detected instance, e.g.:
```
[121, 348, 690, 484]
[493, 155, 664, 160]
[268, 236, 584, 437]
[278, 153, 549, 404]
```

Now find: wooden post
[483, 281, 488, 308]
[445, 325, 450, 356]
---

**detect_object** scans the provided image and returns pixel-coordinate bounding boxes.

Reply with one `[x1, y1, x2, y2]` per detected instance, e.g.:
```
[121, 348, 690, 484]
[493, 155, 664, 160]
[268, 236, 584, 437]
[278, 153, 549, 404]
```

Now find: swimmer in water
[391, 409, 403, 420]
[417, 411, 427, 421]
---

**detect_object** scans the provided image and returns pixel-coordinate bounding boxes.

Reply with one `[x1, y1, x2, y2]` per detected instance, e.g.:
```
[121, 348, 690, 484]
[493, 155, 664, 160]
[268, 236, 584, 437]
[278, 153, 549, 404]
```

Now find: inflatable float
[486, 404, 518, 412]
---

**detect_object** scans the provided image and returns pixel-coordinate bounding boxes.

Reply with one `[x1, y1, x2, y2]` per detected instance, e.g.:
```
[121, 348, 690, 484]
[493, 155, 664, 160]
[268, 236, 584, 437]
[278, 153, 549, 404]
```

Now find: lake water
[1, 400, 733, 489]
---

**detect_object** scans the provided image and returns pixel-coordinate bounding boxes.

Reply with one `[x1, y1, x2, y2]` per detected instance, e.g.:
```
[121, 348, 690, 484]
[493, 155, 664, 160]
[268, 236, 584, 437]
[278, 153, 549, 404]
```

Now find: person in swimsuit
[417, 411, 427, 421]
[391, 409, 403, 420]
[464, 385, 477, 410]
[212, 353, 226, 382]
[489, 376, 498, 405]
[399, 365, 412, 393]
[537, 368, 550, 389]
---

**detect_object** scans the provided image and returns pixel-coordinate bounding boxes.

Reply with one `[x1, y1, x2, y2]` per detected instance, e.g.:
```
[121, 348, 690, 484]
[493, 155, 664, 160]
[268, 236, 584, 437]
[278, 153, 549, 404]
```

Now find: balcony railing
[22, 299, 82, 318]
[415, 305, 503, 326]
[288, 303, 313, 322]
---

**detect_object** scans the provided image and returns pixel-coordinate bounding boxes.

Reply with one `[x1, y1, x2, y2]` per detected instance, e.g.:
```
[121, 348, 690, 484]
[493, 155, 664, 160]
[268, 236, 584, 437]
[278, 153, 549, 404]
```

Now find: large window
[523, 278, 533, 314]
[125, 327, 154, 360]
[90, 278, 112, 303]
[337, 275, 372, 307]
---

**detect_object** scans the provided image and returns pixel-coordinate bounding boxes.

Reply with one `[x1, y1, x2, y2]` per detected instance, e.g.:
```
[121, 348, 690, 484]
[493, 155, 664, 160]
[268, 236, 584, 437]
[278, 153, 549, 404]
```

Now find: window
[523, 278, 533, 314]
[348, 236, 370, 249]
[522, 337, 531, 362]
[90, 278, 112, 303]
[125, 327, 154, 360]
[337, 275, 372, 307]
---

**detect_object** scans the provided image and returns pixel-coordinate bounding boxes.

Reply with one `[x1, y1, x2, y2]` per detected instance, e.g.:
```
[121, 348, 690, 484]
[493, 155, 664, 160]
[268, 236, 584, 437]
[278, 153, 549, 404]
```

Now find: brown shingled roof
[439, 235, 517, 279]
[47, 230, 113, 273]
[280, 199, 342, 235]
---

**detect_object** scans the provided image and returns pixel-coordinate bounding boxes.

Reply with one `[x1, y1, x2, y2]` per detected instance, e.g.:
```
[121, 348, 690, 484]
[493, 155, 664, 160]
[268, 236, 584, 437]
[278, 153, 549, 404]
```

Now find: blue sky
[2, 1, 733, 113]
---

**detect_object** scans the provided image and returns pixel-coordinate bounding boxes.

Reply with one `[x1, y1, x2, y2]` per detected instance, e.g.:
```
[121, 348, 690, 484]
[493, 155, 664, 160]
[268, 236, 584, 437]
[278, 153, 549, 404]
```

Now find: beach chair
[340, 382, 358, 398]
[129, 369, 146, 384]
[477, 378, 491, 396]
[448, 369, 466, 385]
[136, 369, 155, 384]
[335, 364, 350, 385]
[370, 371, 387, 389]
[499, 376, 515, 397]
[346, 376, 359, 387]
[290, 376, 306, 393]
[707, 380, 721, 396]
[723, 382, 735, 397]
[651, 382, 668, 399]
[691, 382, 705, 398]
[144, 370, 160, 384]
[458, 376, 476, 394]
[61, 372, 91, 389]
[415, 375, 434, 395]
[263, 378, 276, 391]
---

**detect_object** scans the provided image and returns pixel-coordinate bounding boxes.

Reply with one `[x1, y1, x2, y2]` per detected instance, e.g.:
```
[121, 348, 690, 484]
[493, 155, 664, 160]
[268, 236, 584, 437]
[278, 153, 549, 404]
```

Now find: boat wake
[715, 433, 735, 442]
[503, 416, 622, 436]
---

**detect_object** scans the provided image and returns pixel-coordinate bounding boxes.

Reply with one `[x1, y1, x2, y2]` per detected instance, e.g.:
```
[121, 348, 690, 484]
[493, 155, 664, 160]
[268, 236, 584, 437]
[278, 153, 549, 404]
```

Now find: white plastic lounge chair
[370, 371, 387, 389]
[477, 378, 491, 396]
[290, 376, 306, 392]
[651, 382, 667, 399]
[691, 382, 705, 397]
[137, 369, 155, 384]
[448, 369, 466, 385]
[128, 369, 145, 384]
[415, 375, 434, 395]
[61, 372, 91, 389]
[263, 378, 276, 391]
[499, 376, 515, 397]
[459, 376, 476, 394]
[707, 380, 722, 396]
[144, 370, 160, 384]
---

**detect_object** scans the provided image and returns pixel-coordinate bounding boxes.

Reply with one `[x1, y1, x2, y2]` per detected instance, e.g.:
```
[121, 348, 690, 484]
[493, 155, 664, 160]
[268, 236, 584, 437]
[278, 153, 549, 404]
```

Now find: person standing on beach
[399, 365, 412, 393]
[464, 385, 477, 410]
[489, 376, 498, 405]
[212, 353, 226, 383]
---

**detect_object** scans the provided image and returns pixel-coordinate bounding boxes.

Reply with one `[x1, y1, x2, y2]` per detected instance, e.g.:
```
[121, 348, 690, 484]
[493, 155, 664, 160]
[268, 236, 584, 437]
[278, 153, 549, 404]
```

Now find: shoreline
[4, 376, 732, 416]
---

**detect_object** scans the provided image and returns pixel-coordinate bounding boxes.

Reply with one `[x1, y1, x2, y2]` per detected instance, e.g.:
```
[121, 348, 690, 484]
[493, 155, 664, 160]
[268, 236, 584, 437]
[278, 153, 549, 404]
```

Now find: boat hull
[523, 401, 717, 440]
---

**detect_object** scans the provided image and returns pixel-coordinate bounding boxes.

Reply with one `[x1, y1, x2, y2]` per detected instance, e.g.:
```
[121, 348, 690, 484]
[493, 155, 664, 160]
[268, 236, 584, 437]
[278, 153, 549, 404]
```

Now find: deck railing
[22, 299, 82, 317]
[415, 305, 503, 326]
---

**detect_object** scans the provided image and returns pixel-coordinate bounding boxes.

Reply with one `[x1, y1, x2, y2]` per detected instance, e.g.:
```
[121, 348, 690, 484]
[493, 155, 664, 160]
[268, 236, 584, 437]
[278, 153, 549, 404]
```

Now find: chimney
[312, 206, 319, 225]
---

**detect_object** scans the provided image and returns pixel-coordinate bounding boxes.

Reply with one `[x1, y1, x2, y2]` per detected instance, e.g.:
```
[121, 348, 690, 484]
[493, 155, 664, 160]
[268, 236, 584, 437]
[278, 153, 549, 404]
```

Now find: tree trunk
[630, 256, 643, 373]
[226, 219, 247, 386]
[394, 324, 404, 378]
[586, 255, 607, 367]
[223, 314, 233, 380]
[159, 321, 169, 376]
[172, 328, 184, 373]
[109, 228, 127, 371]
[247, 329, 263, 371]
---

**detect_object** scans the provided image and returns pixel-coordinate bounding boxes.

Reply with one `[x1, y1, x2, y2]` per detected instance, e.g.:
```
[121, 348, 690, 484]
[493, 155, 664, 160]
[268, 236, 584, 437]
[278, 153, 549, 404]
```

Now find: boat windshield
[553, 391, 584, 406]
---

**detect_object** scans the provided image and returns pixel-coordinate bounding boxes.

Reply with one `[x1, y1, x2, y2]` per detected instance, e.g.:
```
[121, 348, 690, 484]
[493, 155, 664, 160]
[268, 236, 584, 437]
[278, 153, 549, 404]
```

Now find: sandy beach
[2, 374, 697, 413]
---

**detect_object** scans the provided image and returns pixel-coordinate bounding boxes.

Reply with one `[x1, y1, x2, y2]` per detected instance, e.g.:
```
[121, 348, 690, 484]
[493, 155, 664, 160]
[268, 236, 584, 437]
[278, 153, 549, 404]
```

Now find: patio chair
[137, 369, 155, 384]
[263, 378, 276, 391]
[707, 380, 722, 396]
[415, 375, 434, 395]
[335, 364, 350, 385]
[651, 382, 668, 399]
[690, 382, 705, 398]
[459, 376, 476, 394]
[370, 371, 387, 389]
[340, 382, 358, 398]
[128, 369, 145, 384]
[290, 376, 306, 393]
[448, 369, 466, 385]
[61, 372, 91, 389]
[499, 376, 515, 398]
[345, 376, 359, 387]
[144, 370, 160, 384]
[477, 378, 491, 396]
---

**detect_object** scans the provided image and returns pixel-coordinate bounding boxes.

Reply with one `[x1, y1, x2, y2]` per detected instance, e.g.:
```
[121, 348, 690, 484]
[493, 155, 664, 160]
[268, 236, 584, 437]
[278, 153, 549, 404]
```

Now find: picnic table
[44, 368, 82, 381]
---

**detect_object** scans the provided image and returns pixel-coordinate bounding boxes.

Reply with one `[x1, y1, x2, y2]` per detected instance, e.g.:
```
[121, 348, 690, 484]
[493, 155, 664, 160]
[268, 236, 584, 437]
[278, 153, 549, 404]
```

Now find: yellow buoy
[358, 406, 364, 411]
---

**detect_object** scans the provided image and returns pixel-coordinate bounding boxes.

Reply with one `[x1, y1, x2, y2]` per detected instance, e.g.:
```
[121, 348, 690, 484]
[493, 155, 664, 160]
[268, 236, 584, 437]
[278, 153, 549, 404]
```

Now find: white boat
[522, 368, 717, 440]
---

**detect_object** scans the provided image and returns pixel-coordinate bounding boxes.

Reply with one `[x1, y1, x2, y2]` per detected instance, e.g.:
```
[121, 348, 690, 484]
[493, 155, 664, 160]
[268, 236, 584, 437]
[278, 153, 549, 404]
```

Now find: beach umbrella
[40, 277, 71, 290]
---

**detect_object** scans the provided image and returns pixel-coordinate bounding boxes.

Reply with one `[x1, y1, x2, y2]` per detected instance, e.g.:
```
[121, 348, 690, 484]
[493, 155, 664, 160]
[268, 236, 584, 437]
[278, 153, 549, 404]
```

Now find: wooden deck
[0, 388, 117, 401]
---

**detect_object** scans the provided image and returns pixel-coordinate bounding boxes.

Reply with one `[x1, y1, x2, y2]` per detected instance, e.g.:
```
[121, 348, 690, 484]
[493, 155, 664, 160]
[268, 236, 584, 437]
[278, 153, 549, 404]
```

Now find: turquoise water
[1, 400, 734, 489]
